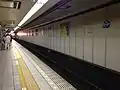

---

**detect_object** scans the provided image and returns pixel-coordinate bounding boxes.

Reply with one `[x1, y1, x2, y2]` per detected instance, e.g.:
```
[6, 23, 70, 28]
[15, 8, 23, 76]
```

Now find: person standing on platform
[1, 35, 5, 50]
[10, 34, 12, 43]
[4, 34, 11, 50]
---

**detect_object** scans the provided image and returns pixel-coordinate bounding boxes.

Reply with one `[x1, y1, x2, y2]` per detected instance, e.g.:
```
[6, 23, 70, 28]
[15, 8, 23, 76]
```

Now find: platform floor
[0, 40, 76, 90]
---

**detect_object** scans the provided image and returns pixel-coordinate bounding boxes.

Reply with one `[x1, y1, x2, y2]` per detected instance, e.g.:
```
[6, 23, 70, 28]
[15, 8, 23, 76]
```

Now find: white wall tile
[60, 37, 65, 53]
[106, 21, 120, 72]
[84, 26, 93, 62]
[93, 24, 106, 67]
[75, 27, 84, 59]
[64, 37, 70, 55]
[69, 25, 76, 57]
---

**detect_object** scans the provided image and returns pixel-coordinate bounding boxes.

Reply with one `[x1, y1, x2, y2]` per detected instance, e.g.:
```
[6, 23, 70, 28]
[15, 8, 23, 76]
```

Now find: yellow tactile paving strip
[14, 46, 40, 90]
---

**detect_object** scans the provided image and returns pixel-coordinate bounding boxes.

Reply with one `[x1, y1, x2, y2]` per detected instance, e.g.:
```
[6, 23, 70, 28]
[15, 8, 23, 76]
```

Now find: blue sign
[103, 20, 111, 28]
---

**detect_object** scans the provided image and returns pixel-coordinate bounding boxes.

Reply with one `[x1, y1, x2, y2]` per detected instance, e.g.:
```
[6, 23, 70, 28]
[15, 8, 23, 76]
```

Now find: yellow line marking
[14, 48, 27, 89]
[14, 46, 39, 90]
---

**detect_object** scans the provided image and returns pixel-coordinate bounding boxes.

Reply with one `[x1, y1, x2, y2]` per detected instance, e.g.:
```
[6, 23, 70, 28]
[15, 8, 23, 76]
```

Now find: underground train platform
[1, 0, 120, 90]
[0, 40, 76, 90]
[0, 38, 120, 90]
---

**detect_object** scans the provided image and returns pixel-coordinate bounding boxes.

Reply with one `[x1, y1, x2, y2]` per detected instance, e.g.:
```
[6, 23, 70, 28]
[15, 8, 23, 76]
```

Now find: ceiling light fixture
[14, 0, 48, 31]
[14, 26, 19, 31]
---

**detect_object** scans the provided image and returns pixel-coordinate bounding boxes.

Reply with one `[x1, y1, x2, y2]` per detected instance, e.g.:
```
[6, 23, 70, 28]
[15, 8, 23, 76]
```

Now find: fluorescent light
[17, 32, 27, 36]
[14, 0, 48, 31]
[18, 0, 48, 27]
[10, 31, 14, 34]
[14, 26, 19, 30]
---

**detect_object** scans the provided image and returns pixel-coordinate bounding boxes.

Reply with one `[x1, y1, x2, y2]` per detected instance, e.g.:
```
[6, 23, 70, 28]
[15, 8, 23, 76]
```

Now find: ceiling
[22, 0, 112, 29]
[0, 0, 21, 28]
[0, 0, 114, 30]
[0, 0, 60, 30]
[0, 0, 37, 28]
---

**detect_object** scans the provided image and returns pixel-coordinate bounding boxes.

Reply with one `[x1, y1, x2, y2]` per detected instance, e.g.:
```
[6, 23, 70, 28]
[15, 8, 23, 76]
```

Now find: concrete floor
[0, 41, 76, 90]
[0, 50, 14, 90]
